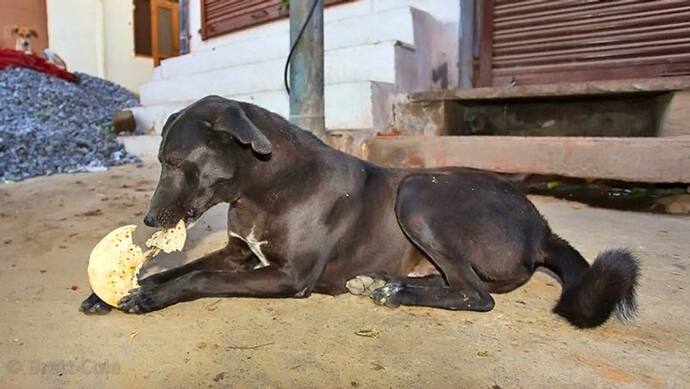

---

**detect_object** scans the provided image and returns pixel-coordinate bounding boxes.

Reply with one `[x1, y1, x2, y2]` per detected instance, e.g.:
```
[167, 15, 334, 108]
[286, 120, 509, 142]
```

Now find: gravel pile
[0, 67, 140, 182]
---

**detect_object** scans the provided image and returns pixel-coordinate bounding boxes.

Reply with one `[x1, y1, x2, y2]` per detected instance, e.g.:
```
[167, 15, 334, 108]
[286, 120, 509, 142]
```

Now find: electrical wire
[283, 0, 321, 95]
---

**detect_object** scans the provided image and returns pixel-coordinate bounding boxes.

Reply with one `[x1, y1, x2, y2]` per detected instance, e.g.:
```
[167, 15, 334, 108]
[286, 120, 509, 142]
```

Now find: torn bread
[87, 220, 186, 307]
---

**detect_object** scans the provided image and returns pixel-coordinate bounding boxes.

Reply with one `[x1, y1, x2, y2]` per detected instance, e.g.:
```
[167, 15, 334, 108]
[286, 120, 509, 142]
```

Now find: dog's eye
[164, 160, 184, 169]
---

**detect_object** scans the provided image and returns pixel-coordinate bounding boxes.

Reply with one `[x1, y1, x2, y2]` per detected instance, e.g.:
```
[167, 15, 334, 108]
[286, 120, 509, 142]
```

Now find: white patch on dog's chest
[229, 225, 270, 268]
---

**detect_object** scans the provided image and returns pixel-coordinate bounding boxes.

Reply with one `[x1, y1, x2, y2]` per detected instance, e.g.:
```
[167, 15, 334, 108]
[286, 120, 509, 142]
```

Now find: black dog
[80, 96, 639, 328]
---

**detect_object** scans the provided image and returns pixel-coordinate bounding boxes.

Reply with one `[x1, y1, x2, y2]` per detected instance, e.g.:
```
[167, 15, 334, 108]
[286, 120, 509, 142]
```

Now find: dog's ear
[214, 103, 272, 155]
[29, 29, 38, 38]
[160, 111, 181, 140]
[11, 27, 19, 35]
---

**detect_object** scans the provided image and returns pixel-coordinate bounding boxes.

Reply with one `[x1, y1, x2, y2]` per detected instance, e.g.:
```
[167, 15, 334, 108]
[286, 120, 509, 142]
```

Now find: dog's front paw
[79, 293, 112, 315]
[370, 282, 403, 308]
[118, 285, 164, 314]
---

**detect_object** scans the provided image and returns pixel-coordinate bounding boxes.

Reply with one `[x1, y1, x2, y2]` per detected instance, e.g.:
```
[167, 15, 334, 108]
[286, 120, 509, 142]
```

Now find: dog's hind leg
[346, 273, 445, 296]
[380, 174, 501, 312]
[346, 254, 494, 311]
[346, 273, 490, 310]
[367, 266, 495, 311]
[370, 275, 494, 311]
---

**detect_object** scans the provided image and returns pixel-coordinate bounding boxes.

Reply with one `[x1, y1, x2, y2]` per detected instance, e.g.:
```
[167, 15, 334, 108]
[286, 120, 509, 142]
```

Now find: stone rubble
[0, 67, 140, 182]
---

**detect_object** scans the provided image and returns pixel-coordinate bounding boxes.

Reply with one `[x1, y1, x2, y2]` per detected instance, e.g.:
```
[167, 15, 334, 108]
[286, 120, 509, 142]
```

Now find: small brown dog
[12, 26, 38, 54]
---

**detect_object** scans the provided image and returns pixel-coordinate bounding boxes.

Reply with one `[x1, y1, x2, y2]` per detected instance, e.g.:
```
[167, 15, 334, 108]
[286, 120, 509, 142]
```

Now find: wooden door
[151, 0, 179, 66]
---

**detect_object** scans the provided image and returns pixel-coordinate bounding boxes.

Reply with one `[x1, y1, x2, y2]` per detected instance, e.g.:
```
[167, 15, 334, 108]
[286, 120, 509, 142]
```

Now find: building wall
[0, 0, 49, 53]
[46, 0, 99, 74]
[102, 0, 154, 93]
[46, 0, 153, 92]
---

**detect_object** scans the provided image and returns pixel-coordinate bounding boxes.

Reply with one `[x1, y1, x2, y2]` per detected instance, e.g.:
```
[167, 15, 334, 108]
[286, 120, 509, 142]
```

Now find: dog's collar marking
[230, 225, 270, 268]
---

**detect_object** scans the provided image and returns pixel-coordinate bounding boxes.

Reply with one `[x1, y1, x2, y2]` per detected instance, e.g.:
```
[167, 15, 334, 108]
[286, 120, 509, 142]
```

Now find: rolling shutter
[201, 0, 353, 40]
[478, 0, 690, 87]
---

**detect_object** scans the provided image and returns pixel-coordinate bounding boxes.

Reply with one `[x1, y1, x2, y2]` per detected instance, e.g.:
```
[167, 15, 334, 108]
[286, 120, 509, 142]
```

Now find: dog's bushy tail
[541, 235, 640, 328]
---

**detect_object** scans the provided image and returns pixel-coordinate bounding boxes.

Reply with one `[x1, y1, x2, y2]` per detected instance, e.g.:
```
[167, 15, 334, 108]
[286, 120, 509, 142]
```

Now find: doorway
[134, 0, 179, 66]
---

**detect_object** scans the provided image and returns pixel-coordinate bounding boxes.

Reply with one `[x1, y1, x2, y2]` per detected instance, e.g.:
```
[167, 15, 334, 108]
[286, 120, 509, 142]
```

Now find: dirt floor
[1, 162, 688, 388]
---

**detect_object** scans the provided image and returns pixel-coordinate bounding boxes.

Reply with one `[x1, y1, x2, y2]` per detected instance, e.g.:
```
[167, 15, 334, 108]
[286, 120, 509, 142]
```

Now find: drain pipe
[179, 0, 190, 55]
[459, 0, 475, 89]
[289, 0, 325, 138]
[95, 0, 107, 78]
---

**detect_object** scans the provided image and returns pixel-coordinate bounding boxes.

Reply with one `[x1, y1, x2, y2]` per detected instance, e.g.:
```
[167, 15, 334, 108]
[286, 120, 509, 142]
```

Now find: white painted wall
[46, 0, 153, 92]
[46, 0, 99, 75]
[102, 0, 154, 92]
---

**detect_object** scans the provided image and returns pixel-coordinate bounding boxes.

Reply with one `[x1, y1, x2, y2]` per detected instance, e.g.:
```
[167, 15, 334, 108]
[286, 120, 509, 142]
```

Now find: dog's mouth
[145, 207, 197, 229]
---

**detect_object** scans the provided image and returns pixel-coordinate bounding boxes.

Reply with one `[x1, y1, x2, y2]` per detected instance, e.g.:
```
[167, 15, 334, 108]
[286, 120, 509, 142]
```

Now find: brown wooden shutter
[201, 0, 354, 40]
[478, 0, 690, 87]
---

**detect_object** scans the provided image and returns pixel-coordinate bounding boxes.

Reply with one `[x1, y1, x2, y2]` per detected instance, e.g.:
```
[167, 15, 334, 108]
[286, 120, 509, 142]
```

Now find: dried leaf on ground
[355, 329, 380, 338]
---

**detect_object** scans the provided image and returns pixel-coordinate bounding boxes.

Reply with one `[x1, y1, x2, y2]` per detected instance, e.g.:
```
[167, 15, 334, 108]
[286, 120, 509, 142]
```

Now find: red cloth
[0, 48, 77, 83]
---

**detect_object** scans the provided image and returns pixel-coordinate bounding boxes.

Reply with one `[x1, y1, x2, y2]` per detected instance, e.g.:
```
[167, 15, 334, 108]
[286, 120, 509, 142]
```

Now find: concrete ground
[1, 163, 688, 388]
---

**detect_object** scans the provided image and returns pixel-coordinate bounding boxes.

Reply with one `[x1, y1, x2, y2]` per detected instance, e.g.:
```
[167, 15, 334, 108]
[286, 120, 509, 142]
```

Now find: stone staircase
[363, 77, 690, 183]
[126, 2, 690, 185]
[363, 136, 690, 183]
[137, 5, 447, 135]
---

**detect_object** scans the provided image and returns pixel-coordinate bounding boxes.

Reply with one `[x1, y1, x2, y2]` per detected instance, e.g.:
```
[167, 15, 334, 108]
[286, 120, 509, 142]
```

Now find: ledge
[409, 76, 690, 102]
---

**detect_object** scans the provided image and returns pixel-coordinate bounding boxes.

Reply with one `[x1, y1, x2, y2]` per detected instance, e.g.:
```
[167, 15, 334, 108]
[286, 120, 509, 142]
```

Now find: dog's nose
[143, 212, 158, 227]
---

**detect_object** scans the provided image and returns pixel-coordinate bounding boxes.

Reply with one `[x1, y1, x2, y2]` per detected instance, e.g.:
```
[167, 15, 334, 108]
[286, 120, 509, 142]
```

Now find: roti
[87, 220, 186, 307]
[146, 219, 186, 253]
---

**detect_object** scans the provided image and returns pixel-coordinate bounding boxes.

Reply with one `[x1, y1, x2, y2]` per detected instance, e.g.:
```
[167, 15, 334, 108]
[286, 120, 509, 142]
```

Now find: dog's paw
[370, 282, 403, 308]
[118, 286, 162, 314]
[79, 293, 112, 315]
[345, 275, 388, 296]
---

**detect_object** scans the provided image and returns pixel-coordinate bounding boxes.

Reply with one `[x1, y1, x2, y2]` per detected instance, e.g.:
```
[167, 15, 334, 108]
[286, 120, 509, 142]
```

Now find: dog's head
[12, 27, 38, 54]
[144, 96, 272, 228]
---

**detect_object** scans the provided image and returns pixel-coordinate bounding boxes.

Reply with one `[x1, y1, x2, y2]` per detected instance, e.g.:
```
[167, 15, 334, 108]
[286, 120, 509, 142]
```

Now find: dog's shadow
[136, 204, 230, 278]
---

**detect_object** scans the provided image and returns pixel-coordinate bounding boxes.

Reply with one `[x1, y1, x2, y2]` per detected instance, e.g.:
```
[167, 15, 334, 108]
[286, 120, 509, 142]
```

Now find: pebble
[0, 67, 140, 181]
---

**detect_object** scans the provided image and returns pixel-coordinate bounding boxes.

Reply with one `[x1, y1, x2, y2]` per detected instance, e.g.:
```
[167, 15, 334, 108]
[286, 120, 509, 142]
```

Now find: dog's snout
[143, 212, 158, 227]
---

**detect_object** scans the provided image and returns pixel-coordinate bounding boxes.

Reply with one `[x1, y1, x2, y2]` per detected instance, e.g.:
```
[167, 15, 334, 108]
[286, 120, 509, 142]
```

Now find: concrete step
[141, 80, 395, 132]
[161, 6, 418, 80]
[141, 41, 410, 106]
[138, 5, 445, 134]
[409, 76, 690, 102]
[119, 134, 161, 160]
[362, 135, 690, 183]
[391, 77, 690, 137]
